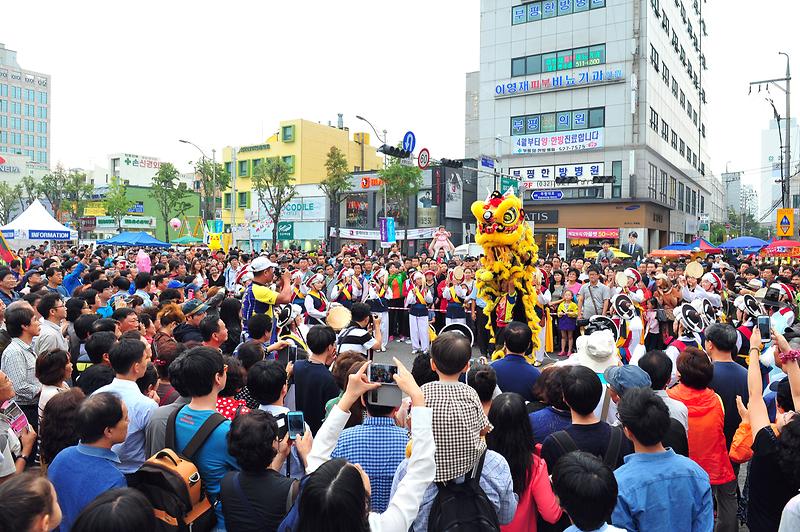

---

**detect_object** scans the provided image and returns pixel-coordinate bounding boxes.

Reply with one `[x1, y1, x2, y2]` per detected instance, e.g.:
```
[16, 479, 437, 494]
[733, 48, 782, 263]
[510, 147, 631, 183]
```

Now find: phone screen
[287, 412, 305, 439]
[369, 364, 398, 384]
[758, 315, 771, 337]
[287, 346, 298, 364]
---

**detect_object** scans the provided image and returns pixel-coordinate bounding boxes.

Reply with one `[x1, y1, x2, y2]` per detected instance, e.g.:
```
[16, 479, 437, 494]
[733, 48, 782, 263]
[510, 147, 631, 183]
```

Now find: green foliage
[724, 207, 770, 240]
[104, 176, 134, 229]
[320, 146, 351, 202]
[195, 159, 230, 221]
[62, 169, 94, 225]
[150, 162, 192, 241]
[38, 164, 69, 217]
[252, 158, 297, 249]
[378, 159, 423, 227]
[0, 182, 22, 224]
[19, 175, 37, 210]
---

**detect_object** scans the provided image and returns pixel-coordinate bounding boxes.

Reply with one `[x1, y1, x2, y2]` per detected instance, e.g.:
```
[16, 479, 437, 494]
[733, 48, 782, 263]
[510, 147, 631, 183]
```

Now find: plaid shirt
[331, 416, 409, 512]
[421, 381, 491, 482]
[0, 338, 41, 405]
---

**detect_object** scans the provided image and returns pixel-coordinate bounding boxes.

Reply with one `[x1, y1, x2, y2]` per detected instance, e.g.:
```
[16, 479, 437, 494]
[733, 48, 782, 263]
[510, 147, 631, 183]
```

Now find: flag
[0, 232, 16, 266]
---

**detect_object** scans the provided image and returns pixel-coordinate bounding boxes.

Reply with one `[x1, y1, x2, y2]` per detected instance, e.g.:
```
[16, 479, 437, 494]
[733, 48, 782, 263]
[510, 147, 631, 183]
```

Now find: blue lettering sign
[29, 230, 70, 240]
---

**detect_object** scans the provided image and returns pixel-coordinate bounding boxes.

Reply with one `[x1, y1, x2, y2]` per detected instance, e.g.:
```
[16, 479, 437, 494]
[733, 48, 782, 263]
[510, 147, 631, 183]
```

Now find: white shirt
[336, 326, 377, 355]
[35, 318, 69, 356]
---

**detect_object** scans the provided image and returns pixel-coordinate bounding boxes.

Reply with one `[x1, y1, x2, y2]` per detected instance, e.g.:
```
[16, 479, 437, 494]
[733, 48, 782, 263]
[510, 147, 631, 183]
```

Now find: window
[680, 90, 685, 109]
[251, 158, 262, 171]
[0, 84, 6, 97]
[672, 30, 679, 51]
[679, 138, 685, 156]
[701, 123, 706, 138]
[11, 102, 21, 114]
[24, 119, 33, 131]
[612, 160, 622, 198]
[23, 104, 34, 116]
[11, 86, 21, 99]
[0, 117, 5, 129]
[237, 192, 250, 209]
[282, 155, 295, 173]
[281, 125, 295, 142]
[693, 110, 698, 125]
[0, 100, 5, 113]
[11, 133, 21, 145]
[512, 0, 604, 25]
[662, 12, 670, 33]
[511, 107, 601, 135]
[649, 108, 659, 132]
[686, 146, 692, 164]
[223, 193, 232, 209]
[36, 152, 46, 164]
[238, 160, 248, 176]
[37, 92, 47, 104]
[512, 44, 606, 77]
[691, 189, 697, 215]
[669, 176, 677, 207]
[0, 132, 5, 143]
[649, 164, 658, 199]
[37, 121, 47, 134]
[37, 136, 46, 149]
[650, 45, 660, 69]
[700, 162, 705, 176]
[23, 89, 34, 101]
[672, 77, 679, 97]
[680, 46, 686, 66]
[671, 129, 678, 149]
[660, 170, 668, 203]
[693, 153, 698, 168]
[36, 107, 46, 119]
[651, 0, 660, 11]
[687, 101, 693, 119]
[661, 119, 669, 141]
[224, 162, 232, 175]
[10, 117, 20, 130]
[24, 134, 34, 147]
[662, 62, 670, 85]
[700, 195, 705, 217]
[678, 182, 684, 211]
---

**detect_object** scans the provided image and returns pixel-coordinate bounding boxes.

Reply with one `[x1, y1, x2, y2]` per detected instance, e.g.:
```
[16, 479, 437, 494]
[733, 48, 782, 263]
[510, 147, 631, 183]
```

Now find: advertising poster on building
[513, 128, 603, 154]
[416, 190, 438, 228]
[445, 170, 463, 218]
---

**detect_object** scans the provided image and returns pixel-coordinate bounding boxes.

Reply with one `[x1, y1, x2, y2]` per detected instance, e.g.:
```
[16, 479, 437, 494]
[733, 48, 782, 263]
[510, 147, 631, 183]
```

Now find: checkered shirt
[421, 380, 492, 482]
[331, 416, 409, 512]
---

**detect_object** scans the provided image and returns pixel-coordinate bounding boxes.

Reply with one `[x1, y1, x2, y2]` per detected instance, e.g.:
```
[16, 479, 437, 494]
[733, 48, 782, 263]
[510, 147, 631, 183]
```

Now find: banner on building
[566, 228, 619, 239]
[332, 227, 436, 241]
[516, 163, 605, 190]
[513, 128, 603, 155]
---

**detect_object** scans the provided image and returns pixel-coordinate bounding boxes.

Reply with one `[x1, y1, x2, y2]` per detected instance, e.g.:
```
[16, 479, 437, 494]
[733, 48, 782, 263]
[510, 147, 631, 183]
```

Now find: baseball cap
[604, 365, 652, 395]
[167, 280, 187, 289]
[251, 256, 278, 272]
[182, 299, 209, 317]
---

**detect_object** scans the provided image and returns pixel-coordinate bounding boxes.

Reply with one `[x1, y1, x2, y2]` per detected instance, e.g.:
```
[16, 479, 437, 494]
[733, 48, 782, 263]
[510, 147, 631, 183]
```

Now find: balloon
[169, 218, 181, 230]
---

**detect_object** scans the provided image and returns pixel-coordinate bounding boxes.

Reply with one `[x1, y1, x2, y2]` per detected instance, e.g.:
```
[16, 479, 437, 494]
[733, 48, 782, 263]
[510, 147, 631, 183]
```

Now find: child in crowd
[421, 330, 491, 482]
[557, 289, 578, 357]
[552, 451, 625, 532]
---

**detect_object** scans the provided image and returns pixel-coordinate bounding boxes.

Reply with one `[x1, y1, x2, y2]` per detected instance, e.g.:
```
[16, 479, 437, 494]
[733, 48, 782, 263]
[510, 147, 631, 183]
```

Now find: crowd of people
[0, 238, 799, 531]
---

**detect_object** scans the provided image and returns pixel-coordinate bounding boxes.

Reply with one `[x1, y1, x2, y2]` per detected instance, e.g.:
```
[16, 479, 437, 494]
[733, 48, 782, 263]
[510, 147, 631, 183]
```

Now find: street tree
[19, 175, 38, 210]
[195, 159, 230, 221]
[62, 170, 94, 227]
[38, 164, 69, 219]
[320, 146, 351, 247]
[105, 176, 134, 231]
[252, 157, 297, 250]
[150, 162, 193, 241]
[378, 158, 423, 228]
[0, 182, 22, 225]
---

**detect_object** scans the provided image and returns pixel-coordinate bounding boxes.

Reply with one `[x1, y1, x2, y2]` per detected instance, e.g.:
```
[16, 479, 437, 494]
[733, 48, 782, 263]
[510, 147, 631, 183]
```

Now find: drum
[439, 322, 474, 346]
[326, 304, 351, 332]
[685, 262, 704, 279]
[614, 271, 629, 288]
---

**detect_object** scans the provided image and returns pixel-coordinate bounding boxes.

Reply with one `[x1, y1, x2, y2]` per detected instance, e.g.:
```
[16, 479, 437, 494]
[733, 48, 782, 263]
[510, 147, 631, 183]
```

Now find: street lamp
[355, 115, 389, 222]
[179, 139, 220, 224]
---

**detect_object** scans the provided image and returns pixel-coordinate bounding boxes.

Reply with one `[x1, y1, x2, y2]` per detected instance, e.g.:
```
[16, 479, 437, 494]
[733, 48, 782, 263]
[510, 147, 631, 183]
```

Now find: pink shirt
[501, 454, 562, 532]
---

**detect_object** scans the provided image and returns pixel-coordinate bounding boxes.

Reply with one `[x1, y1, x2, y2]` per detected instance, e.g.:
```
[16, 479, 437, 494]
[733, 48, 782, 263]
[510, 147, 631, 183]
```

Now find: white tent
[1, 199, 78, 247]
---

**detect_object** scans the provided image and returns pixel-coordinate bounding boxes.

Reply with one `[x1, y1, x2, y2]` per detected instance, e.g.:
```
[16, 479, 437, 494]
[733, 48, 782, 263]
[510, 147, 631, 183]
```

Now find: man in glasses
[34, 292, 69, 356]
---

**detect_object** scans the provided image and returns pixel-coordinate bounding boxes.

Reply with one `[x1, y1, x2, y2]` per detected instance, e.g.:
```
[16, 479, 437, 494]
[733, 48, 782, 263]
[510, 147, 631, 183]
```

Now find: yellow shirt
[252, 283, 279, 316]
[557, 301, 579, 318]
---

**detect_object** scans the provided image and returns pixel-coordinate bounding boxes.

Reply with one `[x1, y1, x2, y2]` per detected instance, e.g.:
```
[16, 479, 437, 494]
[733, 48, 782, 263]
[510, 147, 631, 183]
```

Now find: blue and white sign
[495, 67, 624, 97]
[29, 230, 71, 240]
[402, 131, 416, 154]
[531, 190, 564, 201]
[480, 156, 495, 169]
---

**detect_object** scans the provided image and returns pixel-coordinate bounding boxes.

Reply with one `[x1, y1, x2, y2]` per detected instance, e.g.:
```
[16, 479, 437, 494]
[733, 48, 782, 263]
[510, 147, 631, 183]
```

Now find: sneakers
[404, 338, 412, 344]
[389, 336, 395, 342]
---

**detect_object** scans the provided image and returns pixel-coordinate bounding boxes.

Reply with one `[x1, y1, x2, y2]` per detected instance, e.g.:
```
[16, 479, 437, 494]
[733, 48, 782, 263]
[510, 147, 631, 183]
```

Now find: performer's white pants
[409, 314, 430, 352]
[535, 325, 547, 362]
[376, 311, 389, 349]
[445, 317, 467, 326]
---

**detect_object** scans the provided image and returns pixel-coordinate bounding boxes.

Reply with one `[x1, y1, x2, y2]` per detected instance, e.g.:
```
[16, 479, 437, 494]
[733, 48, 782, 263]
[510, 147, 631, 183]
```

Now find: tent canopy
[718, 236, 768, 250]
[97, 232, 171, 248]
[0, 199, 77, 242]
[660, 241, 693, 251]
[689, 238, 722, 253]
[171, 235, 203, 245]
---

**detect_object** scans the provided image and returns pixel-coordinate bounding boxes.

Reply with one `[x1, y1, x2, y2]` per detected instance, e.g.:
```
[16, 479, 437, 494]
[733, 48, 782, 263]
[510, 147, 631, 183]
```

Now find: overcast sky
[2, 0, 798, 192]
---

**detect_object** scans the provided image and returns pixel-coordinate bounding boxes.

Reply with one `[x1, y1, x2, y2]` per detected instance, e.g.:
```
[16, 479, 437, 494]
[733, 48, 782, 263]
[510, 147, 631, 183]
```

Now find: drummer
[304, 273, 329, 326]
[365, 268, 391, 351]
[405, 271, 433, 355]
[442, 266, 468, 326]
[331, 268, 361, 309]
[679, 261, 709, 302]
[291, 270, 306, 307]
[614, 268, 646, 304]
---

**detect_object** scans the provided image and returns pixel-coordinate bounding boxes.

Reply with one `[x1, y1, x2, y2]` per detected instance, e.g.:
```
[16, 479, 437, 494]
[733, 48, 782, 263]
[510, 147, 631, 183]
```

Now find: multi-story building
[466, 0, 715, 255]
[0, 43, 50, 165]
[760, 118, 799, 218]
[220, 117, 383, 230]
[722, 171, 742, 218]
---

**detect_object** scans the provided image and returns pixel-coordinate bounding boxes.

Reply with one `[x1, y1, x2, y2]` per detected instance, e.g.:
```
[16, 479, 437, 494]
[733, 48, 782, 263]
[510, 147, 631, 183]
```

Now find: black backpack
[549, 425, 624, 469]
[427, 450, 500, 532]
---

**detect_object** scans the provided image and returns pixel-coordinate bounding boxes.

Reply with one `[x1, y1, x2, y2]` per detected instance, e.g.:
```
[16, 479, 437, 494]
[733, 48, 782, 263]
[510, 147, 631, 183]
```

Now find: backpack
[549, 425, 624, 469]
[427, 450, 500, 532]
[277, 474, 311, 532]
[132, 406, 226, 532]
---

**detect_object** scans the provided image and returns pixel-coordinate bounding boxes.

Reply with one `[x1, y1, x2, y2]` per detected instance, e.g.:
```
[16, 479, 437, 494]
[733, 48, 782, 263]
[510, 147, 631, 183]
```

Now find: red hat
[305, 273, 324, 290]
[424, 269, 436, 277]
[337, 268, 354, 281]
[701, 272, 722, 292]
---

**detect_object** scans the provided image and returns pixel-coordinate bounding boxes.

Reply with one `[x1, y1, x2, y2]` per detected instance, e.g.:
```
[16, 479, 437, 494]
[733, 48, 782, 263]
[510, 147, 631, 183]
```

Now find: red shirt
[215, 396, 250, 420]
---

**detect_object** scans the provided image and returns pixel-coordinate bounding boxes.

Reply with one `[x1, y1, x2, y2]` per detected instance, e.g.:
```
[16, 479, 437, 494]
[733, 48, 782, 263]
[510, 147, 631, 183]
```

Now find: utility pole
[750, 53, 791, 209]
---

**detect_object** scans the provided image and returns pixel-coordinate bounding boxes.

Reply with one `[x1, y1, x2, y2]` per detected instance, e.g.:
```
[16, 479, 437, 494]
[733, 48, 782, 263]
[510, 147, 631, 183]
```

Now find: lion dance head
[472, 190, 543, 361]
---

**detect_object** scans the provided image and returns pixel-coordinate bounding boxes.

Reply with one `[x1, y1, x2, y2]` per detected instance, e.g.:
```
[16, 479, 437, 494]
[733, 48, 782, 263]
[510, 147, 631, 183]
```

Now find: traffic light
[555, 175, 579, 185]
[378, 144, 412, 159]
[440, 158, 463, 168]
[592, 175, 615, 184]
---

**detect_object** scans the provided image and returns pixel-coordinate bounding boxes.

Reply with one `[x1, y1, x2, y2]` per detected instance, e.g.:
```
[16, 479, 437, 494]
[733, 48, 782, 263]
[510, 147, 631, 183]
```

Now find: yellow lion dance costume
[472, 190, 542, 359]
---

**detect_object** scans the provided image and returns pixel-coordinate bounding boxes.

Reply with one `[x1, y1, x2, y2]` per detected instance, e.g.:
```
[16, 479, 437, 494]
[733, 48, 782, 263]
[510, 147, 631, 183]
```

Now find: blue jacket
[491, 354, 540, 402]
[62, 261, 86, 297]
[612, 449, 713, 532]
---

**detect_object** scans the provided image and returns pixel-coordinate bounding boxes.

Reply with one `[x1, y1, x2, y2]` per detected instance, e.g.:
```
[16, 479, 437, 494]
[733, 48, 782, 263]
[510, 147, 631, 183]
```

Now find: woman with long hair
[152, 304, 184, 405]
[38, 388, 85, 468]
[219, 298, 242, 355]
[36, 349, 72, 424]
[487, 393, 562, 532]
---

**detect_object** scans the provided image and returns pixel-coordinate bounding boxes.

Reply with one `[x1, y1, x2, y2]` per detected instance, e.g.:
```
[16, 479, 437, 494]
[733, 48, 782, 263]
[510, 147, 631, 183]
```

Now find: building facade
[221, 117, 384, 228]
[760, 118, 799, 218]
[0, 43, 50, 165]
[466, 0, 716, 255]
